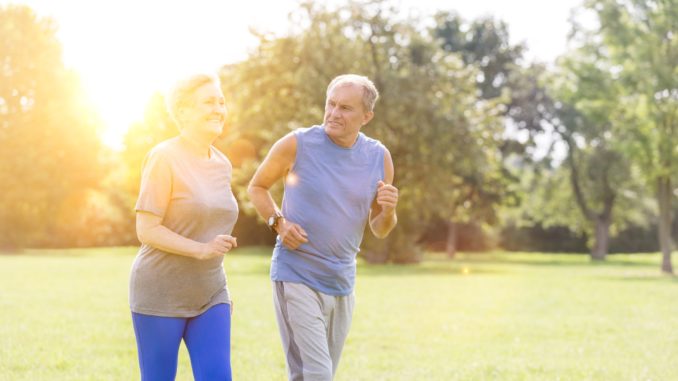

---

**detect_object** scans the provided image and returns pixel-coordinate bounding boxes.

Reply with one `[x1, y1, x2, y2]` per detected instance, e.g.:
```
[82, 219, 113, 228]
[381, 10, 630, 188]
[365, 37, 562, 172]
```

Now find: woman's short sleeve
[135, 149, 172, 217]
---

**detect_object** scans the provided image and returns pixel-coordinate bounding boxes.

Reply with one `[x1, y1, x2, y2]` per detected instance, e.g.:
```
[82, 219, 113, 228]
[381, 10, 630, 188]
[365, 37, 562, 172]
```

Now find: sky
[2, 0, 583, 149]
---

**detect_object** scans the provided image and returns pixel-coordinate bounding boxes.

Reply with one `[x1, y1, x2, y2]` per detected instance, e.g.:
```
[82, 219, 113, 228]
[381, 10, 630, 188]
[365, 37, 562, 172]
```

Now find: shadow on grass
[6, 247, 673, 279]
[3, 246, 273, 258]
[229, 264, 272, 276]
[595, 274, 678, 283]
[493, 258, 657, 268]
[358, 263, 503, 277]
[441, 253, 665, 269]
[228, 259, 503, 277]
[4, 247, 139, 257]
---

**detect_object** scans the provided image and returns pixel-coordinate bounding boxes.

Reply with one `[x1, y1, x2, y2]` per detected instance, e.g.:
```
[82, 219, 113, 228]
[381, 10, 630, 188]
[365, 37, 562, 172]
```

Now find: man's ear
[362, 110, 374, 126]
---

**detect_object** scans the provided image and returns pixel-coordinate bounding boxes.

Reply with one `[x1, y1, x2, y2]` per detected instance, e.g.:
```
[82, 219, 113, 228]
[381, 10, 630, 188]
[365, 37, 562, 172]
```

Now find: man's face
[323, 83, 373, 147]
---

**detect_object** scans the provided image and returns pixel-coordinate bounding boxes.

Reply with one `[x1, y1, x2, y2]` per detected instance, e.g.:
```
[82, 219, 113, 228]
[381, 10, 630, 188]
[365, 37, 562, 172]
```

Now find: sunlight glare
[28, 0, 296, 150]
[286, 171, 300, 187]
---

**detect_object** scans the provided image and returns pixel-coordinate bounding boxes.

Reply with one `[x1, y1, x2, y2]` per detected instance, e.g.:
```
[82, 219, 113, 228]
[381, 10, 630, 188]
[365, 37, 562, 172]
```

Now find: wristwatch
[267, 211, 284, 232]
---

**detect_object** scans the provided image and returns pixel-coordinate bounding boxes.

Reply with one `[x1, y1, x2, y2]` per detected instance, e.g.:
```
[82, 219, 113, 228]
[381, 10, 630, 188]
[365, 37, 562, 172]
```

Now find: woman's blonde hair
[165, 73, 221, 127]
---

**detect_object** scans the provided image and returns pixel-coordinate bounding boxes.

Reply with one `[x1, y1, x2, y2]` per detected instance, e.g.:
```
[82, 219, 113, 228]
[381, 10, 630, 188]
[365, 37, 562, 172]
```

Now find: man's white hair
[326, 74, 379, 112]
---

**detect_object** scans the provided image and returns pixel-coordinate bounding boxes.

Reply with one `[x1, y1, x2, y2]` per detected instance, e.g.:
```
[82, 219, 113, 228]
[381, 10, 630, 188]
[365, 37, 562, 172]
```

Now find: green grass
[1, 248, 677, 380]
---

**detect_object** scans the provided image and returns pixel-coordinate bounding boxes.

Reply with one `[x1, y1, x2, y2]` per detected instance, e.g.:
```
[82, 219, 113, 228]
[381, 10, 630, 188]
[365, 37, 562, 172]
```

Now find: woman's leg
[131, 312, 186, 381]
[184, 303, 232, 381]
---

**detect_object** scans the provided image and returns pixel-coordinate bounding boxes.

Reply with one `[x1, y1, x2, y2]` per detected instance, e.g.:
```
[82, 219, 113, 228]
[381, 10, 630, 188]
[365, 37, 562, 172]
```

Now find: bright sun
[32, 0, 298, 151]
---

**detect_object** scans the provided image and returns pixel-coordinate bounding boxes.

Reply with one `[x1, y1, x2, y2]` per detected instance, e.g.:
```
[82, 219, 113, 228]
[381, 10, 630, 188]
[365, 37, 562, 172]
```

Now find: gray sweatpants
[272, 281, 355, 381]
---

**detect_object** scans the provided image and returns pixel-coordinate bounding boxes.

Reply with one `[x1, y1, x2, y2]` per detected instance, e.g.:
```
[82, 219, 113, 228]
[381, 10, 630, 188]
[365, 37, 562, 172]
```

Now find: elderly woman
[129, 73, 238, 381]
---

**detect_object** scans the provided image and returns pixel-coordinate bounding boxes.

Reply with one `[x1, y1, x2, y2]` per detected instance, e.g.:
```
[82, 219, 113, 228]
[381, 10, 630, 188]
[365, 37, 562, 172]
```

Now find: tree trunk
[446, 221, 457, 258]
[657, 176, 674, 274]
[590, 217, 610, 261]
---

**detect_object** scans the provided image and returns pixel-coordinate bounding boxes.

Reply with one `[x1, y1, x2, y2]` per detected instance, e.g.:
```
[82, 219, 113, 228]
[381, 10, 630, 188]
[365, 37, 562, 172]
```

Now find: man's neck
[324, 128, 359, 148]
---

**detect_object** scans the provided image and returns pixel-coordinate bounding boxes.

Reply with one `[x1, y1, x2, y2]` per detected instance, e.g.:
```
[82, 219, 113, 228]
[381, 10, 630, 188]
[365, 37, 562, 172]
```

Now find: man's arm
[247, 133, 308, 249]
[369, 147, 398, 238]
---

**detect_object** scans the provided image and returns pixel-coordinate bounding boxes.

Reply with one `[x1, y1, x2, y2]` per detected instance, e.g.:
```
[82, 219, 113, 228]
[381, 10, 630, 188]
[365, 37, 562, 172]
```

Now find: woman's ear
[175, 104, 189, 124]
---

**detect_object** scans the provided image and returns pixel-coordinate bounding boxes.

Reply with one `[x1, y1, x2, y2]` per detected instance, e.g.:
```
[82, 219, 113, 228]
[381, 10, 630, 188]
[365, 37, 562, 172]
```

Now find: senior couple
[128, 73, 399, 380]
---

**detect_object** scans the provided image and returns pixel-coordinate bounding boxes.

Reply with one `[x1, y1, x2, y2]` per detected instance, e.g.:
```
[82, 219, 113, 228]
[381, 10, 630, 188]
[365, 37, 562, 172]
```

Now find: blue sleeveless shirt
[271, 125, 385, 296]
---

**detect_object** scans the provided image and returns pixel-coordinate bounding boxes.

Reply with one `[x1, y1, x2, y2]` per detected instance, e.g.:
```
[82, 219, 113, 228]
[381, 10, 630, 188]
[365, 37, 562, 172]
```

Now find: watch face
[268, 212, 282, 230]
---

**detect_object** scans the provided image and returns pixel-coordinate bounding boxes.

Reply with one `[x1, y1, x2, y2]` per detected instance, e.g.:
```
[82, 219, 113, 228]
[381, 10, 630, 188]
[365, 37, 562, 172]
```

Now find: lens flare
[286, 171, 299, 187]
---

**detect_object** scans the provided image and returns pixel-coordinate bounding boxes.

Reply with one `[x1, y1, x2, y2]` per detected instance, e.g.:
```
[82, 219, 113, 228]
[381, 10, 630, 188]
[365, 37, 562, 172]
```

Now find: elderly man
[248, 74, 399, 380]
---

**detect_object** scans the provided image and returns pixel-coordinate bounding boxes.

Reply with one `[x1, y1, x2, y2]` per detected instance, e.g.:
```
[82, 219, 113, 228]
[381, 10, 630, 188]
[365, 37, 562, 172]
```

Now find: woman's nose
[214, 104, 227, 114]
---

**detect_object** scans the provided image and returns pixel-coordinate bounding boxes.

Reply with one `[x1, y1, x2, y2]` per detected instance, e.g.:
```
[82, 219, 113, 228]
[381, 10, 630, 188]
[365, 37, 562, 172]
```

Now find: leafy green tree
[433, 12, 524, 100]
[0, 5, 104, 250]
[221, 1, 504, 262]
[583, 0, 678, 272]
[505, 44, 651, 259]
[547, 44, 648, 259]
[432, 13, 562, 256]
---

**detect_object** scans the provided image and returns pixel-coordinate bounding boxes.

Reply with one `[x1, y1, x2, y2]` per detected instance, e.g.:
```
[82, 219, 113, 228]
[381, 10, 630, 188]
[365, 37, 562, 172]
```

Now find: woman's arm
[136, 212, 236, 260]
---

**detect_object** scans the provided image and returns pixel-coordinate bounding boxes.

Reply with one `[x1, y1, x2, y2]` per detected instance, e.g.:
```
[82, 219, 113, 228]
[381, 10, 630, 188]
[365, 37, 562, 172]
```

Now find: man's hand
[199, 234, 237, 260]
[376, 180, 398, 214]
[277, 219, 308, 250]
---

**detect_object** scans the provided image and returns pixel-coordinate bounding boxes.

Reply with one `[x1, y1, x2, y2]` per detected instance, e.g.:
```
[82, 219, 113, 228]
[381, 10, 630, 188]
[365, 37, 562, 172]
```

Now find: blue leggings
[131, 303, 232, 381]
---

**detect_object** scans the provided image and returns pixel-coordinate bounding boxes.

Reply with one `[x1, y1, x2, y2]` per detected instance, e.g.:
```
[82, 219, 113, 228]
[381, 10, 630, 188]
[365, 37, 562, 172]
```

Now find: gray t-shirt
[129, 137, 239, 317]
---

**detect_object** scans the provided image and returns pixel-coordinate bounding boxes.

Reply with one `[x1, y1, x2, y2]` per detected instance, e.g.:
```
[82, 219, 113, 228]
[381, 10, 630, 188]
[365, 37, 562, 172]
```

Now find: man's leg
[273, 281, 333, 381]
[184, 303, 232, 381]
[326, 292, 354, 378]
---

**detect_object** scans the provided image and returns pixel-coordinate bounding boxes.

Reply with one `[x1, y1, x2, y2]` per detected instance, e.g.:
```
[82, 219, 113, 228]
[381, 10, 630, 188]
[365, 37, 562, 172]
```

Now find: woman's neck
[179, 130, 212, 159]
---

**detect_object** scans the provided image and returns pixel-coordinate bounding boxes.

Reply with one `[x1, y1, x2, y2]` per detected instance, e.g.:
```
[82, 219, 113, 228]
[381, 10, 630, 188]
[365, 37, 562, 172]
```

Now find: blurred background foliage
[1, 0, 676, 272]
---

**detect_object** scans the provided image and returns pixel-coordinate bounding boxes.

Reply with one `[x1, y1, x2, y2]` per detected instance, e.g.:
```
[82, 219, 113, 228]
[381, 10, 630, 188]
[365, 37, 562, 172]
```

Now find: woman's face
[179, 82, 226, 138]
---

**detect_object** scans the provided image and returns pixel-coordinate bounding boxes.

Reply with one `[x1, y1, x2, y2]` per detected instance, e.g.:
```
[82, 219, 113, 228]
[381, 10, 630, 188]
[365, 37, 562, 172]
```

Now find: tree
[221, 1, 504, 262]
[433, 12, 525, 100]
[432, 13, 551, 257]
[0, 5, 104, 250]
[584, 0, 678, 272]
[546, 44, 646, 260]
[502, 45, 651, 259]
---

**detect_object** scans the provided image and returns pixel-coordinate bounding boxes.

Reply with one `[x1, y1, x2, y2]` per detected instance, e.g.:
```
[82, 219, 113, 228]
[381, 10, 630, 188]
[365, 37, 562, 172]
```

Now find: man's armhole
[287, 130, 301, 173]
[382, 145, 393, 184]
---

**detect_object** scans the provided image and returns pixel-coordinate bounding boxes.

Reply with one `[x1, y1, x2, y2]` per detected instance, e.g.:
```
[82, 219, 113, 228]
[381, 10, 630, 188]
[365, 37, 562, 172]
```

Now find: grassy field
[1, 247, 677, 380]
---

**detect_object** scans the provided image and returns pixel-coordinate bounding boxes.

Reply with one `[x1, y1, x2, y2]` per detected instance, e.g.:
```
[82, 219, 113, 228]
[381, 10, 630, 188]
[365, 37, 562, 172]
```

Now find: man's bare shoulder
[270, 132, 298, 160]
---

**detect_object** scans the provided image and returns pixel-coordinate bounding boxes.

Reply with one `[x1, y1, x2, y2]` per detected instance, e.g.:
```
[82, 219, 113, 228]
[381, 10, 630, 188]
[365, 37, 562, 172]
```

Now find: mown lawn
[1, 247, 677, 380]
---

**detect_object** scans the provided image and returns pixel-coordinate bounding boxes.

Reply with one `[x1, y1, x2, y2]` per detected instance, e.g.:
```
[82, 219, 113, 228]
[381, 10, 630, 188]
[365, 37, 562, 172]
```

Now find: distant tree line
[1, 1, 676, 273]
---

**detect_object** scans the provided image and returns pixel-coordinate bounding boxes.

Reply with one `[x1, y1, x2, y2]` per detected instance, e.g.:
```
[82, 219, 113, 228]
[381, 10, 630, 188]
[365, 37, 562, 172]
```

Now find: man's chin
[324, 123, 342, 132]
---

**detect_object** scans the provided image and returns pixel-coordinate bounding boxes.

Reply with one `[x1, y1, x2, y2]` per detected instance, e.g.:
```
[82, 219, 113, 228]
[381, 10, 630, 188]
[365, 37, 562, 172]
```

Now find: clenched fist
[376, 180, 398, 214]
[199, 234, 237, 260]
[276, 219, 309, 250]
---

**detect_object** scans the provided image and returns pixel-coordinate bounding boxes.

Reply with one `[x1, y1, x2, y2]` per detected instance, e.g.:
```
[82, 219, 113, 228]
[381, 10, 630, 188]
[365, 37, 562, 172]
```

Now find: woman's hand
[199, 234, 237, 259]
